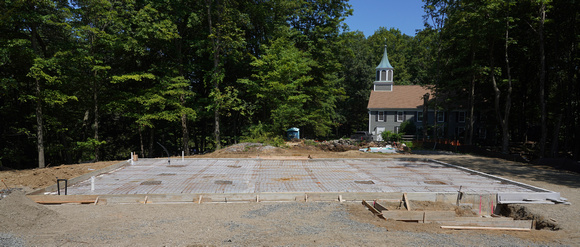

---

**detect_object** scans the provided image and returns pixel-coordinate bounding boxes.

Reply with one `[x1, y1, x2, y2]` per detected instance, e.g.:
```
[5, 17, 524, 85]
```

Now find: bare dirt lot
[1, 143, 579, 246]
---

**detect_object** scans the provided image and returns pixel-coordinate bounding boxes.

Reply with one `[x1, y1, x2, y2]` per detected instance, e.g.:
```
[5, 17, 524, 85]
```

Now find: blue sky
[344, 0, 427, 37]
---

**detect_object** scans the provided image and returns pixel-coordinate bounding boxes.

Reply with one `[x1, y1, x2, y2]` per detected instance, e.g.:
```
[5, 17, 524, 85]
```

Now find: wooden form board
[381, 211, 456, 222]
[373, 201, 388, 212]
[441, 226, 531, 231]
[437, 220, 532, 228]
[362, 200, 385, 219]
[27, 195, 98, 204]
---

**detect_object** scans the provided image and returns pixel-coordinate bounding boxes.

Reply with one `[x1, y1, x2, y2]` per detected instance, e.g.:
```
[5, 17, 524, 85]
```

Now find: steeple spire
[374, 45, 394, 85]
[376, 45, 393, 69]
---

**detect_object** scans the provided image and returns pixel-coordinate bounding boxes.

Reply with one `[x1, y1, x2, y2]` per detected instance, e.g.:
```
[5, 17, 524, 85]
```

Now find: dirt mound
[0, 190, 61, 232]
[0, 161, 121, 192]
[207, 143, 284, 156]
[317, 139, 361, 152]
[499, 204, 559, 230]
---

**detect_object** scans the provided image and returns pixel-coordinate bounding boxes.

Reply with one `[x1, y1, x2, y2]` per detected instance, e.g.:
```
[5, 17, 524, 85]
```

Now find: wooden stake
[198, 195, 203, 204]
[143, 196, 148, 204]
[1, 179, 9, 190]
[403, 193, 411, 211]
[94, 196, 99, 205]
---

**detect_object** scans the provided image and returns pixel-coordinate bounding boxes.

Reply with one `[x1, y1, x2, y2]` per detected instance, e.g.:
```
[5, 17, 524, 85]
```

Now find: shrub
[381, 131, 404, 142]
[240, 123, 286, 147]
[400, 120, 417, 135]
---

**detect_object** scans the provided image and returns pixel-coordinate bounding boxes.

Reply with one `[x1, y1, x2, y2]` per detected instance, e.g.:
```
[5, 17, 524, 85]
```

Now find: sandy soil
[1, 161, 121, 193]
[1, 143, 578, 246]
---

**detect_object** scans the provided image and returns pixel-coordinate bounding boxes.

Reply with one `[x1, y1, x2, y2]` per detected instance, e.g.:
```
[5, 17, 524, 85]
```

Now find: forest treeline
[1, 0, 578, 169]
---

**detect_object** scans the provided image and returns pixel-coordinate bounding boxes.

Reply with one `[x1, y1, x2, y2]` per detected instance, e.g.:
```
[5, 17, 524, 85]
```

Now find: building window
[394, 126, 400, 134]
[378, 111, 385, 122]
[437, 112, 445, 122]
[458, 111, 466, 123]
[388, 70, 393, 81]
[396, 111, 404, 122]
[380, 70, 386, 81]
[376, 71, 380, 81]
[417, 112, 423, 122]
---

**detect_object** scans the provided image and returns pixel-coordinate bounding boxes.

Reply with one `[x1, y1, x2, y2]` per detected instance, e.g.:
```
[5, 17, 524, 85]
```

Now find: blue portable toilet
[286, 127, 300, 140]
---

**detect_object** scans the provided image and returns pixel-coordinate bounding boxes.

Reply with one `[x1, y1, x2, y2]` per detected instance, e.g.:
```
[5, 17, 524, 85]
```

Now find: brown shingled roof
[367, 85, 432, 109]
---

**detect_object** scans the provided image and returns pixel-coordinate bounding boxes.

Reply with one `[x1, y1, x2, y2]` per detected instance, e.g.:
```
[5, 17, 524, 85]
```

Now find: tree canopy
[1, 0, 579, 169]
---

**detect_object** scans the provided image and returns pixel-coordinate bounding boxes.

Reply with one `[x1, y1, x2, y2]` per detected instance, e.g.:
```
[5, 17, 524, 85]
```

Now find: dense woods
[1, 0, 578, 169]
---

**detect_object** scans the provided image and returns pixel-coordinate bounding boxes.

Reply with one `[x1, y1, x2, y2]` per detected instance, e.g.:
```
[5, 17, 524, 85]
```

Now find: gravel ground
[2, 201, 564, 246]
[1, 153, 578, 246]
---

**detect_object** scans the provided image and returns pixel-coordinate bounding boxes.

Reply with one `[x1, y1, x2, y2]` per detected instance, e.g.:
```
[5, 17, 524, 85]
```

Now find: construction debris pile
[317, 139, 361, 152]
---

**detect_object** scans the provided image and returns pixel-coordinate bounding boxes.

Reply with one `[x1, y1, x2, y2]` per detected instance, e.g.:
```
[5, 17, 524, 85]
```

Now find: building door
[376, 127, 385, 141]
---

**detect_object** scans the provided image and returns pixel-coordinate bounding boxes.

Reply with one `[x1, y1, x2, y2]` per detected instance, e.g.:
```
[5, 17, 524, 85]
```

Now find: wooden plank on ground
[362, 200, 385, 219]
[441, 226, 531, 231]
[373, 201, 388, 212]
[382, 211, 424, 221]
[423, 211, 456, 222]
[455, 217, 514, 221]
[27, 195, 98, 204]
[438, 220, 532, 228]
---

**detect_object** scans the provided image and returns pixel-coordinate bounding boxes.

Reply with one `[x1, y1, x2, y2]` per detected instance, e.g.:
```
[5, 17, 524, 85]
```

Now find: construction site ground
[1, 143, 579, 246]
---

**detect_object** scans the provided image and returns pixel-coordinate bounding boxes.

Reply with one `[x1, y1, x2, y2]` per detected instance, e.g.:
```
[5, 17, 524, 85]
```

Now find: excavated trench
[498, 204, 560, 230]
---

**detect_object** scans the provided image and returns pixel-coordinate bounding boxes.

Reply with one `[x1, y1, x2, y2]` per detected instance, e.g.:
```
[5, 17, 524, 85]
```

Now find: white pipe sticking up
[182, 151, 184, 162]
[91, 176, 95, 191]
[130, 152, 134, 165]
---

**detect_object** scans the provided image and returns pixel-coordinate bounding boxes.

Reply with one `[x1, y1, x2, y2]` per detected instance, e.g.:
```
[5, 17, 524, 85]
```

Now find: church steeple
[375, 45, 394, 83]
[373, 45, 394, 91]
[376, 45, 393, 70]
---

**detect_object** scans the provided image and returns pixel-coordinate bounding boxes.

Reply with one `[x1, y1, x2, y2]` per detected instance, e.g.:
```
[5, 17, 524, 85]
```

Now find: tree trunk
[422, 93, 429, 141]
[31, 22, 45, 168]
[93, 71, 99, 161]
[175, 25, 191, 156]
[538, 2, 547, 158]
[181, 103, 190, 155]
[139, 125, 144, 158]
[490, 43, 510, 154]
[207, 0, 222, 150]
[550, 113, 562, 158]
[502, 17, 513, 154]
[433, 99, 438, 144]
[149, 128, 154, 157]
[36, 78, 45, 168]
[466, 73, 475, 145]
[466, 51, 476, 145]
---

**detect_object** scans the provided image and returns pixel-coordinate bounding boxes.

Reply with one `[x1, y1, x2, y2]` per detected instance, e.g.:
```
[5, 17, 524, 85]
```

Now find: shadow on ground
[421, 155, 580, 189]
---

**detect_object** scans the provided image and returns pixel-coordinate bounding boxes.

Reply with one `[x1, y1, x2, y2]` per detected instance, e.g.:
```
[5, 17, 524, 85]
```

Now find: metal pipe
[157, 142, 171, 165]
[57, 178, 68, 195]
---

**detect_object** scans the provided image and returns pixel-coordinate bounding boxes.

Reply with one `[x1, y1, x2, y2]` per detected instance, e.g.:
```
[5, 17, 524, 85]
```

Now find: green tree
[336, 31, 374, 136]
[240, 29, 316, 134]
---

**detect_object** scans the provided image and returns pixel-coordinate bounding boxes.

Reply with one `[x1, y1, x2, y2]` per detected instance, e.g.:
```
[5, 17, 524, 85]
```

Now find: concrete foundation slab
[56, 158, 533, 194]
[31, 158, 567, 207]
